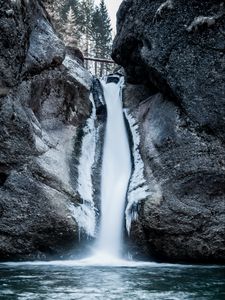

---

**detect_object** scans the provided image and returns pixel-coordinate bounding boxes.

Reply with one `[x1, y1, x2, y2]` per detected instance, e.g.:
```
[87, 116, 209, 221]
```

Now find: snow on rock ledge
[63, 55, 92, 90]
[124, 110, 150, 234]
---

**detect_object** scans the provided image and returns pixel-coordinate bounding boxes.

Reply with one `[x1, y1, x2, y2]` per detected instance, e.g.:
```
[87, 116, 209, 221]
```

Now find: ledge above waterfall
[63, 55, 93, 91]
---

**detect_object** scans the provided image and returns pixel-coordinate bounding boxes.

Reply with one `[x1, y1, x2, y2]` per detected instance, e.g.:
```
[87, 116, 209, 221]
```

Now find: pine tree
[99, 0, 112, 58]
[44, 0, 113, 75]
[91, 7, 102, 57]
[91, 0, 112, 75]
[64, 6, 79, 48]
[79, 0, 95, 59]
[61, 0, 80, 23]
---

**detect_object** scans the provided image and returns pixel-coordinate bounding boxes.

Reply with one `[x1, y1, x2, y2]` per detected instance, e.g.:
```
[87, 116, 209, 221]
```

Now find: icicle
[124, 111, 150, 234]
[74, 93, 97, 238]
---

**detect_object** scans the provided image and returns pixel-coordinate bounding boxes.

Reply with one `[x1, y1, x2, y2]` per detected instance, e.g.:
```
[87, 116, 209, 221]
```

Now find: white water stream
[93, 75, 132, 260]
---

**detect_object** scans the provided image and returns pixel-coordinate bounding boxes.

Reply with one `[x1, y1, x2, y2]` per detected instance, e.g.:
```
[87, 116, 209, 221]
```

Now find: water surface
[0, 261, 224, 299]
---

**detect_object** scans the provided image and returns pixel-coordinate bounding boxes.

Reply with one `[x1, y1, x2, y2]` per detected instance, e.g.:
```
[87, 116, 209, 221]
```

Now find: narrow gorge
[0, 0, 225, 267]
[1, 0, 225, 299]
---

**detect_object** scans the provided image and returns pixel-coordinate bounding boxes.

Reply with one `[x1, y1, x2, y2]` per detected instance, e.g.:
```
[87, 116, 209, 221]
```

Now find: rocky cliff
[0, 0, 95, 260]
[113, 0, 225, 263]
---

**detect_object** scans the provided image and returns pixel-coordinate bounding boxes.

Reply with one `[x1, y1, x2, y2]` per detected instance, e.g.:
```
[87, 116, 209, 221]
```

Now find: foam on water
[1, 258, 221, 269]
[0, 259, 188, 268]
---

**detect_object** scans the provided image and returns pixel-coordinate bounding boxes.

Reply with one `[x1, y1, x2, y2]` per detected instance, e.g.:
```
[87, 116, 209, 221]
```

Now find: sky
[95, 0, 123, 34]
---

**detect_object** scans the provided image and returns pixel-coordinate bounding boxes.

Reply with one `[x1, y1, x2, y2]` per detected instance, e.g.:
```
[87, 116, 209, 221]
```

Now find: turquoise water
[0, 261, 224, 299]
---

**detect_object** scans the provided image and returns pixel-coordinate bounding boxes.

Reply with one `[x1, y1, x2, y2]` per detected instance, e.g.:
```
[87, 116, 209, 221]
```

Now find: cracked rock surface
[113, 0, 225, 263]
[0, 0, 92, 260]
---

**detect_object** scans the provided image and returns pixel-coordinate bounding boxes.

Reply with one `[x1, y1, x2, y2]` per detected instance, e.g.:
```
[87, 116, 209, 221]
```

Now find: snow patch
[153, 0, 174, 22]
[156, 0, 174, 16]
[77, 94, 96, 204]
[76, 94, 97, 236]
[63, 55, 92, 90]
[69, 203, 96, 238]
[35, 135, 49, 153]
[36, 126, 77, 192]
[187, 16, 216, 32]
[124, 111, 150, 234]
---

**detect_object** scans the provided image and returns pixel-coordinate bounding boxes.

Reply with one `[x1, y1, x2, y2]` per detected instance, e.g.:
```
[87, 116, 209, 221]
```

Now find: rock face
[0, 0, 93, 260]
[113, 0, 225, 263]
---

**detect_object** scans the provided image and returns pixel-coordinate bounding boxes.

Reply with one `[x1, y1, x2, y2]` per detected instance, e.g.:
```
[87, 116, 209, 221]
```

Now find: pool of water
[0, 260, 224, 300]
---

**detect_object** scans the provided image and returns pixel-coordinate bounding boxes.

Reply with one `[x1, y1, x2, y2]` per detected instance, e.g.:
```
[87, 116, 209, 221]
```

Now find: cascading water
[69, 74, 132, 265]
[94, 74, 132, 260]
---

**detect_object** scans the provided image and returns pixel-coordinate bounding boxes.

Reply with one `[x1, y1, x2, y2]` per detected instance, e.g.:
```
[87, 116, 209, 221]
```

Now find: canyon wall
[0, 0, 94, 260]
[113, 0, 225, 263]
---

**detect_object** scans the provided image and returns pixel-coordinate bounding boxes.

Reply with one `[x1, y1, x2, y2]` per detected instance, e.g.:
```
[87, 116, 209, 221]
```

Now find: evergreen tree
[61, 0, 80, 23]
[44, 0, 113, 75]
[91, 7, 102, 57]
[79, 0, 95, 58]
[99, 0, 112, 58]
[91, 0, 112, 75]
[91, 0, 112, 57]
[64, 7, 79, 48]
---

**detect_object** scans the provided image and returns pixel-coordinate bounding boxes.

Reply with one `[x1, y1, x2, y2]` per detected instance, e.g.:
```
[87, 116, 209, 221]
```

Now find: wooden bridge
[84, 57, 117, 76]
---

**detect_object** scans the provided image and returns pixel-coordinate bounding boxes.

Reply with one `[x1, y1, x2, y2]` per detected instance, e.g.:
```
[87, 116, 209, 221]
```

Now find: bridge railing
[84, 57, 117, 77]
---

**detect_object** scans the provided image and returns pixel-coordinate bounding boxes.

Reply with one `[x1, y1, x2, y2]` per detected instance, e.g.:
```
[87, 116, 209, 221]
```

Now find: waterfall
[95, 75, 132, 259]
[74, 74, 132, 264]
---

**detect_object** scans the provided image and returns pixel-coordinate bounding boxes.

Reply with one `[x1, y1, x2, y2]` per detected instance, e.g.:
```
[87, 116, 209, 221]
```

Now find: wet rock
[23, 18, 65, 75]
[0, 0, 93, 260]
[113, 0, 225, 263]
[91, 78, 107, 220]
